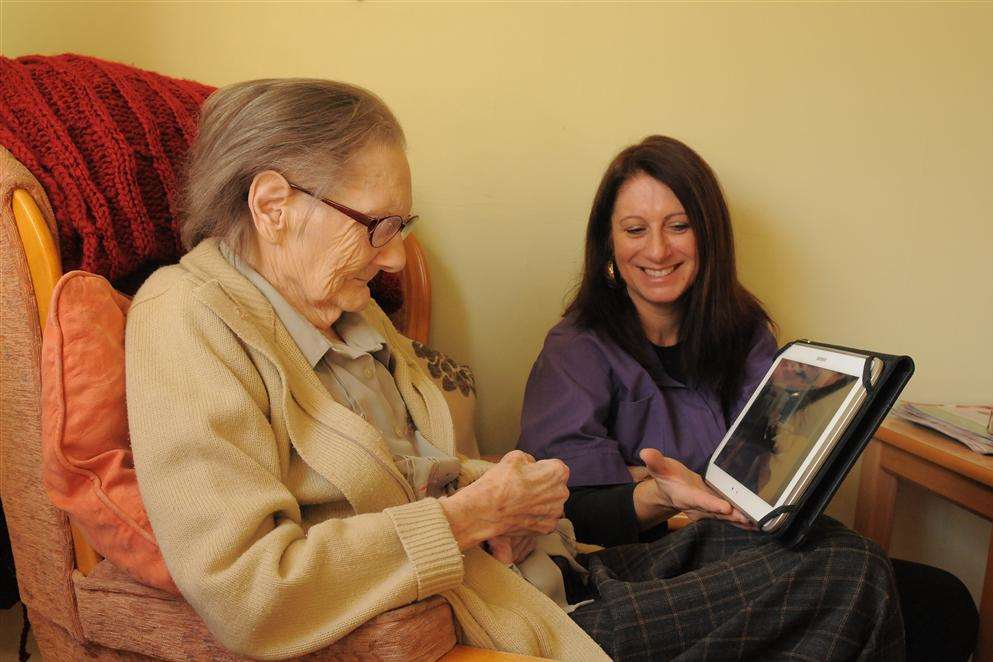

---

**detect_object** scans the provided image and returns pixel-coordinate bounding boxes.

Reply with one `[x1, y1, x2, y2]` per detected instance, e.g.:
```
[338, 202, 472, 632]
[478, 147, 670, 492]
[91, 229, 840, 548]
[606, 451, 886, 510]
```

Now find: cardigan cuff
[385, 498, 464, 599]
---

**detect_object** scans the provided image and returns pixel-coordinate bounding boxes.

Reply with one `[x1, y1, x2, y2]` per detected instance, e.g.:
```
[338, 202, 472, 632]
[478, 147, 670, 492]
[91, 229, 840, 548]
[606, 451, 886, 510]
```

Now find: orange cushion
[41, 271, 178, 594]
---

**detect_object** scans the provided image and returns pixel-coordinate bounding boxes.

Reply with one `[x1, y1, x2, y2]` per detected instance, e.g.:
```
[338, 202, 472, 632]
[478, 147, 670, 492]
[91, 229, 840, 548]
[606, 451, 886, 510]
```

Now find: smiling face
[248, 142, 411, 333]
[610, 172, 699, 333]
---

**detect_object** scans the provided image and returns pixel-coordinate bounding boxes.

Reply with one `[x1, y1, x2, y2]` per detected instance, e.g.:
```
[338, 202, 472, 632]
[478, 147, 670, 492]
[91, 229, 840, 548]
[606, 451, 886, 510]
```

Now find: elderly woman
[128, 81, 902, 661]
[126, 79, 601, 660]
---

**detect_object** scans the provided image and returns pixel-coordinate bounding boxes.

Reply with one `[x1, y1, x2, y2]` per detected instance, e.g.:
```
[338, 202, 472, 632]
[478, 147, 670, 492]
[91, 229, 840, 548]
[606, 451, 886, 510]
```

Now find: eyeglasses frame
[286, 182, 417, 248]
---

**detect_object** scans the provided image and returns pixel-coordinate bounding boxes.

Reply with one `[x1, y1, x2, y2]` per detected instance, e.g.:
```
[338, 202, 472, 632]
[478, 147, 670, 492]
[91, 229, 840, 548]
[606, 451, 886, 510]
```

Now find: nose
[643, 227, 671, 262]
[373, 233, 407, 273]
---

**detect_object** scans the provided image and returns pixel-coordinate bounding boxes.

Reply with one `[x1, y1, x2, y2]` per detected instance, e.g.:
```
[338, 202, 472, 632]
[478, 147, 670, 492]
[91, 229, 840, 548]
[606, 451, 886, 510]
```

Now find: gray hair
[180, 78, 405, 251]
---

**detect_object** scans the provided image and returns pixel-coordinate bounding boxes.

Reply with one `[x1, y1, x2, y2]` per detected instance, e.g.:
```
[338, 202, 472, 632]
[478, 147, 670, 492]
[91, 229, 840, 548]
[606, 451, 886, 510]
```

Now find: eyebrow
[363, 200, 411, 217]
[617, 212, 688, 223]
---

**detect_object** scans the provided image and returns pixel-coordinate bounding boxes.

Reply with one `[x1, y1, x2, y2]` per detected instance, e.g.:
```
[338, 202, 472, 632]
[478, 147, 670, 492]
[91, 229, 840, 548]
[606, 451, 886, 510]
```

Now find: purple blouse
[517, 317, 778, 487]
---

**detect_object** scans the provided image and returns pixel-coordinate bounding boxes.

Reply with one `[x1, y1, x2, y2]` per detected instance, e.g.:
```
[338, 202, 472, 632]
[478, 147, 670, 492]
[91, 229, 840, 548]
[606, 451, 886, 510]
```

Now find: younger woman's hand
[636, 448, 754, 530]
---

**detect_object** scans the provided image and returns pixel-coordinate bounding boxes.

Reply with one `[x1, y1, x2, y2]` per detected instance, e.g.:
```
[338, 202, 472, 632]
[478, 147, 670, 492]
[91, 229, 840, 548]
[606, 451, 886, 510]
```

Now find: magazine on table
[892, 402, 993, 455]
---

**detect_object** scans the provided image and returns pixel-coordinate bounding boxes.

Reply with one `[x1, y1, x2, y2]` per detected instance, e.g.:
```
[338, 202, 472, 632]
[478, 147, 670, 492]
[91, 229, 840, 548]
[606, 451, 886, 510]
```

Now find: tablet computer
[705, 342, 883, 532]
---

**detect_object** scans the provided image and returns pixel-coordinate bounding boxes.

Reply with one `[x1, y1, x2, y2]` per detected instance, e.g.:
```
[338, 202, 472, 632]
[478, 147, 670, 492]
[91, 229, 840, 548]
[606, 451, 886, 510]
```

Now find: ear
[248, 170, 292, 244]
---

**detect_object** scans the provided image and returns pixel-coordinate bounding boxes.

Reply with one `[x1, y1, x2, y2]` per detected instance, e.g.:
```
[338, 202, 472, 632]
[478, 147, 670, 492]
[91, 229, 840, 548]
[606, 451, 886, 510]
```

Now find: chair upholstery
[2, 148, 84, 644]
[73, 561, 456, 661]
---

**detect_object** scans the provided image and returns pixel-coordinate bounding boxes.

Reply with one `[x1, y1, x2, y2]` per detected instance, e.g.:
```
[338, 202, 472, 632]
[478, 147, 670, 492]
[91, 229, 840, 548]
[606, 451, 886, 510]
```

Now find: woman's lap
[570, 517, 904, 661]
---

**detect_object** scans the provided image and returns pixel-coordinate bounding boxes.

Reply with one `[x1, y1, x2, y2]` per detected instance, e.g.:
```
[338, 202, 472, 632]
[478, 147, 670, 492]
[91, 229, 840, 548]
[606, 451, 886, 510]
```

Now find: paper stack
[892, 402, 993, 455]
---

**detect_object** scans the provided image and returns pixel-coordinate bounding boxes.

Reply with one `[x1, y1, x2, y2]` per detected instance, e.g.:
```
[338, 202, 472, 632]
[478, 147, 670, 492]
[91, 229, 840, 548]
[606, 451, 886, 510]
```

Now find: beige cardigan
[125, 239, 607, 661]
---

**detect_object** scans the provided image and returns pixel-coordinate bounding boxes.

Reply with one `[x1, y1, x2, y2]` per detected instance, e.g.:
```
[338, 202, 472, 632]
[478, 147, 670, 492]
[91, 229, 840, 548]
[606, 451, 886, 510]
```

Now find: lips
[640, 264, 679, 279]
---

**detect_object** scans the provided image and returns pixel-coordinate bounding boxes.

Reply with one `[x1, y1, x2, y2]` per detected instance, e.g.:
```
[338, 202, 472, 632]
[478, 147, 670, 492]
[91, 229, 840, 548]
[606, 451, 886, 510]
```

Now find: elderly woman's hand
[439, 450, 569, 552]
[634, 448, 755, 531]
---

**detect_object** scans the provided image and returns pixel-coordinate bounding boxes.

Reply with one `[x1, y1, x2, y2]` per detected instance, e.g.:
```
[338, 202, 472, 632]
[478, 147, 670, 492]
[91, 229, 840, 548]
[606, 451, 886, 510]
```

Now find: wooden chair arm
[441, 645, 552, 661]
[399, 233, 430, 344]
[12, 189, 61, 323]
[12, 187, 103, 576]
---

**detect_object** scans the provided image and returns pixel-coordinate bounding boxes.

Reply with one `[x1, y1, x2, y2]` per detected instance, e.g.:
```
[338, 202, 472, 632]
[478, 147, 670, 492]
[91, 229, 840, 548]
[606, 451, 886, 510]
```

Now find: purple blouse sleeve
[726, 325, 779, 423]
[517, 332, 633, 487]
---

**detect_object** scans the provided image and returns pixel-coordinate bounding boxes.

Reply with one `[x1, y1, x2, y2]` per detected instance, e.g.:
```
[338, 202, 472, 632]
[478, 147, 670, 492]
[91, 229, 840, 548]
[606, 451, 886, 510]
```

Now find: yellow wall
[5, 1, 992, 604]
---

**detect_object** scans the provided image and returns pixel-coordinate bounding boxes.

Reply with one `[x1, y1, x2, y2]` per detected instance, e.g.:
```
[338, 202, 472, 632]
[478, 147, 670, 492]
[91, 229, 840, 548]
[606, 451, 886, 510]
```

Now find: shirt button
[394, 426, 406, 437]
[364, 367, 375, 380]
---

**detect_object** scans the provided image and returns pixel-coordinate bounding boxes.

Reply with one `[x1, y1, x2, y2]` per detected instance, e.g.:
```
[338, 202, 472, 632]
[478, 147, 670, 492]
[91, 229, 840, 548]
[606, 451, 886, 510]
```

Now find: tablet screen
[714, 358, 858, 503]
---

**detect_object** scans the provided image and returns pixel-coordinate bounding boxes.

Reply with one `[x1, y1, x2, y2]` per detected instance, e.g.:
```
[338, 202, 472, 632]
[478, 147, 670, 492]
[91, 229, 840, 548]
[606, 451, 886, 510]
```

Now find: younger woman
[519, 136, 978, 660]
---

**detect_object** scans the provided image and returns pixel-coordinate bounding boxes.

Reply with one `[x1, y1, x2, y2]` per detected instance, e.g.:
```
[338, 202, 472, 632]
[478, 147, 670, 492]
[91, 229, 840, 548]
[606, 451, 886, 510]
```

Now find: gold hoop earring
[605, 260, 618, 287]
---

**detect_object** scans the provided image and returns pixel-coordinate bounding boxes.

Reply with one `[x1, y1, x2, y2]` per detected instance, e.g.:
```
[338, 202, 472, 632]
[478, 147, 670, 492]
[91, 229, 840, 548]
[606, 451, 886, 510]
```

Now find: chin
[649, 290, 687, 306]
[338, 287, 372, 313]
[628, 288, 689, 316]
[633, 284, 688, 307]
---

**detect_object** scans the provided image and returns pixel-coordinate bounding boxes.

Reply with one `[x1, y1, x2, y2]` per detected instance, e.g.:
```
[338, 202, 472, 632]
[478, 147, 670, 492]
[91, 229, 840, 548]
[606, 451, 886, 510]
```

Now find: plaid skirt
[570, 517, 904, 661]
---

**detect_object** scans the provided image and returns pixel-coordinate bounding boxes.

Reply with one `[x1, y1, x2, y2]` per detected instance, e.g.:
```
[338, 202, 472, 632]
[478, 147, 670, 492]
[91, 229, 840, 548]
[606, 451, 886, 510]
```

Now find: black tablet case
[752, 340, 915, 548]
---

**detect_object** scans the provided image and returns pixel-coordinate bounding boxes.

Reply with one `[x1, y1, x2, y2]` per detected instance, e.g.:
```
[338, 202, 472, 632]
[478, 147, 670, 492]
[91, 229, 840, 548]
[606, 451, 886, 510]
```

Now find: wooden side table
[855, 417, 993, 662]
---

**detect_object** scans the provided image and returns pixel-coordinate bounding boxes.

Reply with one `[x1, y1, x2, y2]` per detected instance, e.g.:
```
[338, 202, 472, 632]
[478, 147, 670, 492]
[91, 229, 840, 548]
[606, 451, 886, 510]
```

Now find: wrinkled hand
[440, 450, 570, 551]
[485, 534, 538, 565]
[639, 448, 754, 530]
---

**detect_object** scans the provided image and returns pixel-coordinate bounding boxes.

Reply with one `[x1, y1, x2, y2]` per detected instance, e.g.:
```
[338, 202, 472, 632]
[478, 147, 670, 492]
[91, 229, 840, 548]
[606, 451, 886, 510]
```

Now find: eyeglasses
[287, 182, 418, 248]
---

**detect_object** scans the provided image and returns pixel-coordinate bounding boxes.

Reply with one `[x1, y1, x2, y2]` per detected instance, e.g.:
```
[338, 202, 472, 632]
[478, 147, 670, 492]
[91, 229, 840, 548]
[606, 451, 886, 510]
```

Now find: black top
[565, 484, 669, 548]
[652, 342, 685, 384]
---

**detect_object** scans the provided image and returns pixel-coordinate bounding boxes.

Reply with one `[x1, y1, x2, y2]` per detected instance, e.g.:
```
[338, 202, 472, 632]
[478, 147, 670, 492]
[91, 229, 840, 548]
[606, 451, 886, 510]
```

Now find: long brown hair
[565, 135, 772, 411]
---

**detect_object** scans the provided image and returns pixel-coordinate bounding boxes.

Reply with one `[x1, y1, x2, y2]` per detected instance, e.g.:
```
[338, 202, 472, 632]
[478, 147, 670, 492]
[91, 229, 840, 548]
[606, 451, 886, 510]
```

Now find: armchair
[1, 149, 465, 660]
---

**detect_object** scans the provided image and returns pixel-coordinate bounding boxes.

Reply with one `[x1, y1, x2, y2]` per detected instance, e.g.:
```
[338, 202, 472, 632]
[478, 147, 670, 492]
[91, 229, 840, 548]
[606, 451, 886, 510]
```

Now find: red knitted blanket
[1, 54, 213, 292]
[0, 53, 402, 312]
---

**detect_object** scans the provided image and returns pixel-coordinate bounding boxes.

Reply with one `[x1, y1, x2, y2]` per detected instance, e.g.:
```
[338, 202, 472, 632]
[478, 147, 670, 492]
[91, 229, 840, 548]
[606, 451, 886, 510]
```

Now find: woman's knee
[803, 522, 900, 603]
